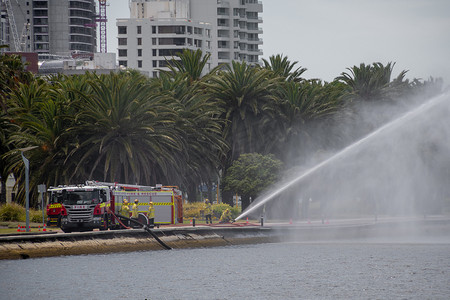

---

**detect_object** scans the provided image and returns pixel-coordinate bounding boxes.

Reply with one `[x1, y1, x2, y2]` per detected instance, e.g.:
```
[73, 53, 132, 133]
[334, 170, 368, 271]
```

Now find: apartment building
[117, 0, 263, 77]
[0, 0, 97, 55]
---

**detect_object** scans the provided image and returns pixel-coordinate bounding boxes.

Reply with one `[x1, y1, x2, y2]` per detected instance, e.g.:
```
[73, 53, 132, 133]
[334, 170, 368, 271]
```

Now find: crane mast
[98, 0, 107, 53]
[4, 0, 20, 51]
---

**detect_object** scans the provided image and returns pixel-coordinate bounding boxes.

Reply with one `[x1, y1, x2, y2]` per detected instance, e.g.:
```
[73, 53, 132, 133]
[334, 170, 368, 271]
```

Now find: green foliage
[0, 203, 25, 221]
[30, 209, 44, 223]
[223, 153, 283, 199]
[183, 202, 240, 220]
[212, 203, 240, 219]
[183, 202, 205, 220]
[2, 50, 443, 208]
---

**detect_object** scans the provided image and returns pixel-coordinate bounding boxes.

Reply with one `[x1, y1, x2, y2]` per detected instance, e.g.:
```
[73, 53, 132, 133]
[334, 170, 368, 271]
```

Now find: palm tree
[153, 56, 228, 200]
[3, 75, 86, 206]
[272, 79, 345, 163]
[70, 71, 183, 185]
[205, 60, 280, 161]
[262, 54, 307, 82]
[337, 62, 409, 102]
[204, 61, 281, 204]
[162, 49, 217, 84]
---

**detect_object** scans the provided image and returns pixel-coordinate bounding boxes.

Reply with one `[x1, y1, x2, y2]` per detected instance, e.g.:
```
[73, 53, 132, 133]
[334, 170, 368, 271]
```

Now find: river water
[1, 240, 449, 299]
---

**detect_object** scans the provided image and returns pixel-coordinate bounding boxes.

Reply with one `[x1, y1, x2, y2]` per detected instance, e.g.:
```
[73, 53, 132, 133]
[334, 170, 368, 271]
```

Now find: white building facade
[117, 0, 263, 77]
[1, 0, 97, 55]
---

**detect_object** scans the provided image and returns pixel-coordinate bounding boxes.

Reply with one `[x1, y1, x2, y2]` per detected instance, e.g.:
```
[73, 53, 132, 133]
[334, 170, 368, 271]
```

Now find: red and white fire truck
[46, 181, 183, 233]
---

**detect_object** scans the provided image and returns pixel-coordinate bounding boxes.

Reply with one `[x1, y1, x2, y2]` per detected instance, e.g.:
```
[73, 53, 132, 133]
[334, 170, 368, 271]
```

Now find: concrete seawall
[0, 226, 282, 260]
[1, 217, 449, 260]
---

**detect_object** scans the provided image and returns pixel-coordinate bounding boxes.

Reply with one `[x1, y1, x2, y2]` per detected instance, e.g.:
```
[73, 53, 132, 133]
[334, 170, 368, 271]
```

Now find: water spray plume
[236, 93, 449, 221]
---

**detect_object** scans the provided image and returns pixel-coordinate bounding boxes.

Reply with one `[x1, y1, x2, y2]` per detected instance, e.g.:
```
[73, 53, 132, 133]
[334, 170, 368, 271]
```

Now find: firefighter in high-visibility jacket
[119, 200, 130, 227]
[219, 208, 232, 223]
[148, 201, 155, 228]
[120, 200, 130, 217]
[204, 199, 213, 224]
[132, 199, 139, 219]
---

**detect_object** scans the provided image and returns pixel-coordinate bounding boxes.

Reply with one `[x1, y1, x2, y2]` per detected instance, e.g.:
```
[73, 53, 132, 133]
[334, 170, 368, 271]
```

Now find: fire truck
[46, 181, 183, 233]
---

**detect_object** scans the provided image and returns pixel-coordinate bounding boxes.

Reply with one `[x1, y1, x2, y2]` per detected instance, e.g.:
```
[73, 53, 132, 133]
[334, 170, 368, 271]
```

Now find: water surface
[1, 241, 449, 299]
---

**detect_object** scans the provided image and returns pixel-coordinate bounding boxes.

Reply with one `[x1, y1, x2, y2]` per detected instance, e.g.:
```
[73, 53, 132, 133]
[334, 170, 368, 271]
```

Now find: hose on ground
[109, 211, 131, 229]
[116, 214, 172, 250]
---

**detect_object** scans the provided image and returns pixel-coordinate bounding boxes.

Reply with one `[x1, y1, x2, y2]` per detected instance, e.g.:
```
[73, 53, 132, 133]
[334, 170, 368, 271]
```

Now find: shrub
[213, 203, 240, 219]
[30, 210, 45, 223]
[184, 202, 242, 220]
[0, 203, 25, 221]
[183, 202, 205, 220]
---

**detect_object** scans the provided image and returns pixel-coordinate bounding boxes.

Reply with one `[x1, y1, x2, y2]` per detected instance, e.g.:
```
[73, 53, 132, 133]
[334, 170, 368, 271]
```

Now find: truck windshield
[62, 191, 100, 205]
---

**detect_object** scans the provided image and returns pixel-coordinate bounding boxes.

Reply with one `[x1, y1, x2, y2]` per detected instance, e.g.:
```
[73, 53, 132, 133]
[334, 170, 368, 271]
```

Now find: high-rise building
[0, 0, 97, 55]
[117, 0, 263, 77]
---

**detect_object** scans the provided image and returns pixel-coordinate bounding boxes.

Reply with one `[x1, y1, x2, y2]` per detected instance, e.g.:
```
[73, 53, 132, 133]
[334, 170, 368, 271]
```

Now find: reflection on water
[1, 241, 449, 299]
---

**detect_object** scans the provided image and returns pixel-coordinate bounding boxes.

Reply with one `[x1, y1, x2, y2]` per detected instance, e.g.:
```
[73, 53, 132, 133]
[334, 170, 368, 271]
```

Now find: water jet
[237, 93, 450, 221]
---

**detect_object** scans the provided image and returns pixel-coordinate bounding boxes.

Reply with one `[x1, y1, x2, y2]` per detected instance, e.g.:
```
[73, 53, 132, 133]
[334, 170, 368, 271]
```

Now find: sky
[105, 0, 450, 85]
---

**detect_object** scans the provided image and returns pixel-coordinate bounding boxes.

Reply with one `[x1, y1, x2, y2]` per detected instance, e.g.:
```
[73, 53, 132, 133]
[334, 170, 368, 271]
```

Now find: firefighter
[132, 199, 139, 219]
[204, 199, 213, 224]
[148, 201, 155, 228]
[120, 200, 130, 217]
[119, 200, 130, 227]
[219, 208, 232, 223]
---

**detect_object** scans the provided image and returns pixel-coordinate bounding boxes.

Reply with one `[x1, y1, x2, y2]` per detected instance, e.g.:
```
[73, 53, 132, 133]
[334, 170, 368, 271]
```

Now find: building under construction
[0, 0, 97, 55]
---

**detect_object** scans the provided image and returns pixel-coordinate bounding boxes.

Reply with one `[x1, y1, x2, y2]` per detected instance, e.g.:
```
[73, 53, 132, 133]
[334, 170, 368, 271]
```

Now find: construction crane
[98, 0, 107, 53]
[4, 0, 20, 51]
[4, 0, 30, 52]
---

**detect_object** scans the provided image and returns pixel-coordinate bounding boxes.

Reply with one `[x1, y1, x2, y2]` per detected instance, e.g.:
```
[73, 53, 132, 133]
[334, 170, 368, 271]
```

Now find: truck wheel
[61, 227, 72, 233]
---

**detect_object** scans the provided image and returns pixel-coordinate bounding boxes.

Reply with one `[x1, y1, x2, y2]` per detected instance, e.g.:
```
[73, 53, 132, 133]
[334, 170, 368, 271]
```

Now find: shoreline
[1, 216, 449, 260]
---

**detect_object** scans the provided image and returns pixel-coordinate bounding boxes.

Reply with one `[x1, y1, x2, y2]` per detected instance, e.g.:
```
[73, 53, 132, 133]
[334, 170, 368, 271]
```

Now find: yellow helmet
[134, 199, 139, 203]
[149, 201, 153, 205]
[123, 200, 128, 204]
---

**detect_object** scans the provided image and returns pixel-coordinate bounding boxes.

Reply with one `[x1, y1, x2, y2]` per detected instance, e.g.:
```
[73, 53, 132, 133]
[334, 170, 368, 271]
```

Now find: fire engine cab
[46, 181, 183, 233]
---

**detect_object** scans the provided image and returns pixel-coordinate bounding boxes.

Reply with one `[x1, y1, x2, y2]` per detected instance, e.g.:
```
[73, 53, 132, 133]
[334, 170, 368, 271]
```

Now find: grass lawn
[0, 221, 57, 235]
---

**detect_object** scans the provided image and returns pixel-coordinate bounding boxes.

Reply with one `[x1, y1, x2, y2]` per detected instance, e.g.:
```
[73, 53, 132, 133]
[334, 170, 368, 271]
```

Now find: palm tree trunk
[0, 178, 6, 204]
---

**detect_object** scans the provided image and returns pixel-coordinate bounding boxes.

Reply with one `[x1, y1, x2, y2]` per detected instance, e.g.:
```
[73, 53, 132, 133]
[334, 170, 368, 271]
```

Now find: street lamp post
[20, 146, 38, 232]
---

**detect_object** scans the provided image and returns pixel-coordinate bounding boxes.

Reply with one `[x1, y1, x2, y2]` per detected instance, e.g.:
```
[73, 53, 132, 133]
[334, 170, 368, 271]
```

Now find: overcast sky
[106, 0, 450, 85]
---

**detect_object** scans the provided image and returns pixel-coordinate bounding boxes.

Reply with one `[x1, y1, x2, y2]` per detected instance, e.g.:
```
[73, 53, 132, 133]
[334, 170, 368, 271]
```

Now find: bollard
[192, 217, 196, 227]
[43, 224, 46, 232]
[246, 217, 249, 224]
[38, 225, 41, 231]
[260, 216, 264, 227]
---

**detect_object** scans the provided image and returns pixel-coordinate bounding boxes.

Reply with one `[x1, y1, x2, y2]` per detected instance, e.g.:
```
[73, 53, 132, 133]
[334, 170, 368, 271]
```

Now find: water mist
[236, 93, 450, 221]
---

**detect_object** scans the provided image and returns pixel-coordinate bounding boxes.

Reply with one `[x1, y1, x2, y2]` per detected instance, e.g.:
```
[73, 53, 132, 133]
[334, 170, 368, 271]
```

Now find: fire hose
[114, 213, 172, 250]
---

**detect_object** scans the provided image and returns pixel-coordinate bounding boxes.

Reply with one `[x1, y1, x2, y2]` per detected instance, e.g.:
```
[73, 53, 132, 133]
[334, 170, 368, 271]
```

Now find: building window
[138, 49, 142, 56]
[118, 60, 127, 67]
[152, 26, 157, 34]
[118, 26, 127, 34]
[152, 49, 157, 56]
[152, 71, 158, 78]
[152, 38, 157, 45]
[138, 60, 142, 68]
[118, 49, 127, 57]
[118, 38, 127, 45]
[137, 38, 142, 45]
[152, 60, 157, 67]
[137, 26, 142, 34]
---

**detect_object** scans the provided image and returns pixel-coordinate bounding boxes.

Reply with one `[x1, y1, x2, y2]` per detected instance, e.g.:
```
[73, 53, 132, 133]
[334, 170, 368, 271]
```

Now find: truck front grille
[67, 206, 95, 222]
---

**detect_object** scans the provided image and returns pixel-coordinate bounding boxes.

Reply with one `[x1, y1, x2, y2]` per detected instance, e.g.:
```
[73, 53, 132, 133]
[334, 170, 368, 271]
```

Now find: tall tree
[0, 53, 33, 203]
[223, 153, 283, 210]
[70, 71, 183, 185]
[262, 54, 307, 82]
[337, 62, 409, 102]
[205, 61, 279, 161]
